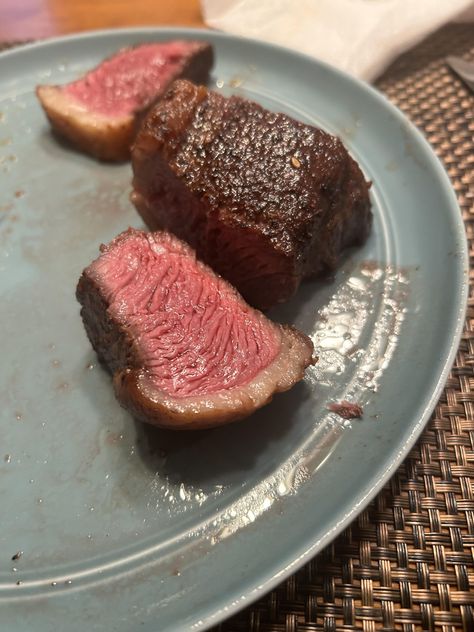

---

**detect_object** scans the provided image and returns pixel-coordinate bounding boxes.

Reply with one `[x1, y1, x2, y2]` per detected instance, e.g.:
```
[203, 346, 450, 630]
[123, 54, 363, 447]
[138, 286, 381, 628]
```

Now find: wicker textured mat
[1, 24, 474, 632]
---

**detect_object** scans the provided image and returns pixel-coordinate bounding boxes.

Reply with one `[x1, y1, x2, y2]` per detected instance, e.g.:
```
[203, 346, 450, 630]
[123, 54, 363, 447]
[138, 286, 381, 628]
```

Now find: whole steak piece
[131, 80, 372, 310]
[76, 229, 313, 430]
[36, 42, 213, 161]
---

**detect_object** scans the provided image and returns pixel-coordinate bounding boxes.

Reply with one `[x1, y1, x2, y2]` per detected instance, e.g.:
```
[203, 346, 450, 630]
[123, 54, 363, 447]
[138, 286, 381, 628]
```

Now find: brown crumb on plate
[327, 400, 363, 420]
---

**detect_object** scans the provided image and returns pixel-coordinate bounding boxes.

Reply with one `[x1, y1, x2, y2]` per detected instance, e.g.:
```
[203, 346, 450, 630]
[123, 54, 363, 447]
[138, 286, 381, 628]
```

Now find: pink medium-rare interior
[89, 231, 281, 397]
[64, 42, 196, 117]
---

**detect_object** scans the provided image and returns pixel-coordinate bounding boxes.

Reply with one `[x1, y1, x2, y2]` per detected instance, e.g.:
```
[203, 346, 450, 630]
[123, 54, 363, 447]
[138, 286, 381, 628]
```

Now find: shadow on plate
[134, 380, 312, 489]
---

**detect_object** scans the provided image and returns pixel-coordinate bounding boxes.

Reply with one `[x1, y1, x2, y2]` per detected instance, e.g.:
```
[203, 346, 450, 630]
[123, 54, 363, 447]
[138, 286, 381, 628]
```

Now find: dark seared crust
[76, 230, 314, 430]
[131, 80, 372, 309]
[37, 43, 214, 161]
[76, 272, 138, 373]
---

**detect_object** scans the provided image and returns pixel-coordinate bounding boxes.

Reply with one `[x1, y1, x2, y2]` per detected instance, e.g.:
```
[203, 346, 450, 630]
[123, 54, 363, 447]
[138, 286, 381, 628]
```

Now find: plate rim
[0, 26, 469, 631]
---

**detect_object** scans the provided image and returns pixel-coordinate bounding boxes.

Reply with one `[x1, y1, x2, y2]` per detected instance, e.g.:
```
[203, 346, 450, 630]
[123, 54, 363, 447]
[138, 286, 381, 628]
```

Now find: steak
[36, 42, 213, 161]
[131, 80, 372, 310]
[76, 228, 313, 429]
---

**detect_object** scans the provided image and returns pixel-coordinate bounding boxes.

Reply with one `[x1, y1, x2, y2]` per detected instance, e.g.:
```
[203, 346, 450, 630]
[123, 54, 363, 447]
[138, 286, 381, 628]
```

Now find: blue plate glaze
[0, 28, 467, 631]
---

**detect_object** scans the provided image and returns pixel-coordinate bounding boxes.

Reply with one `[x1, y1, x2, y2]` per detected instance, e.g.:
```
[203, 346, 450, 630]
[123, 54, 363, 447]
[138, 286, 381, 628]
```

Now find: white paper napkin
[202, 0, 474, 81]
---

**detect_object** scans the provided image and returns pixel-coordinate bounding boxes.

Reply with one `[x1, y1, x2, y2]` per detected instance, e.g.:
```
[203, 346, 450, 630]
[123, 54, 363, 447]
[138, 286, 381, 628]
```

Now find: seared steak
[37, 42, 213, 161]
[76, 229, 313, 429]
[131, 80, 372, 310]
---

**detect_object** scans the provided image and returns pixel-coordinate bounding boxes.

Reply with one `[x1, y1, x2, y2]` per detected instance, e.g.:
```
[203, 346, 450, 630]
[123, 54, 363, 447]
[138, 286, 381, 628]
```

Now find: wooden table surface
[0, 0, 205, 41]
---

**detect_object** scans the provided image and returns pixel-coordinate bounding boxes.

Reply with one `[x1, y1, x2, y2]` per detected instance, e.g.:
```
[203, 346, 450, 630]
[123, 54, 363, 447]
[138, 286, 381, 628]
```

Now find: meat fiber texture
[131, 80, 372, 310]
[76, 229, 314, 430]
[36, 41, 213, 161]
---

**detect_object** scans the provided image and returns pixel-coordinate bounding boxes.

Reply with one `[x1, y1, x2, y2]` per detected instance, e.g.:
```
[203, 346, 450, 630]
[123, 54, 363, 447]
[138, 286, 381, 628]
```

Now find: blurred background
[0, 0, 203, 40]
[3, 0, 473, 80]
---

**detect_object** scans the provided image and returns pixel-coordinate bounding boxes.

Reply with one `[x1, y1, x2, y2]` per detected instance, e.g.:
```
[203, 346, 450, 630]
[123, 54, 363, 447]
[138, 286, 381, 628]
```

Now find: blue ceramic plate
[0, 28, 467, 631]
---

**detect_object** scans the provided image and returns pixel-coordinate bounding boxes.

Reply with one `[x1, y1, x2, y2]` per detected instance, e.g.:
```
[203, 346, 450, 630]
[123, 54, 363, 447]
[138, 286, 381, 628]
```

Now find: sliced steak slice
[76, 228, 313, 429]
[37, 42, 213, 161]
[131, 80, 372, 310]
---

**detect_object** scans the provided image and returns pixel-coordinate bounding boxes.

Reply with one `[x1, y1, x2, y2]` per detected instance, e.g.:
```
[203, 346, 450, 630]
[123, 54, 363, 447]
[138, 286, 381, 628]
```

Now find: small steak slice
[76, 229, 313, 430]
[131, 80, 372, 310]
[37, 42, 213, 161]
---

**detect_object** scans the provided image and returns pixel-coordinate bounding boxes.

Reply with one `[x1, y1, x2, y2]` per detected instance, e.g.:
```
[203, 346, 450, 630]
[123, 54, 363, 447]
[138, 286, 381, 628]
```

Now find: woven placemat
[1, 25, 473, 632]
[214, 23, 474, 632]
